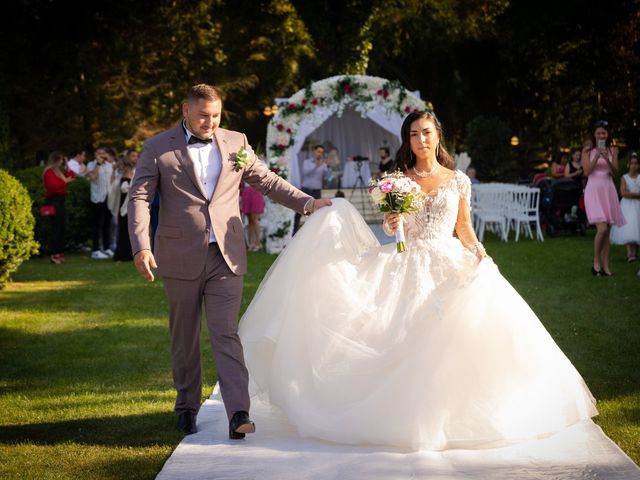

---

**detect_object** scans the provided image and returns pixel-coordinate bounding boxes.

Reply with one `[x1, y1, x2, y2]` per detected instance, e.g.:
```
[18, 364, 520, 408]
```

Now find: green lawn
[0, 231, 638, 479]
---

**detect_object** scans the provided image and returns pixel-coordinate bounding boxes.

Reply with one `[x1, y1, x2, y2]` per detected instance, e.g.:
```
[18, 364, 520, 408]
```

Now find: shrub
[13, 166, 92, 251]
[0, 169, 39, 289]
[464, 116, 517, 182]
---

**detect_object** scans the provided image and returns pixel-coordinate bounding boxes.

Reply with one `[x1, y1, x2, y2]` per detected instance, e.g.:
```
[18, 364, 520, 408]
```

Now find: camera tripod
[348, 158, 373, 220]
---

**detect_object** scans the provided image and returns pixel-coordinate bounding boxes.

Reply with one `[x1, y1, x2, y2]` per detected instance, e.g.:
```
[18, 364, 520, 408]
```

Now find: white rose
[370, 186, 386, 204]
[276, 133, 290, 145]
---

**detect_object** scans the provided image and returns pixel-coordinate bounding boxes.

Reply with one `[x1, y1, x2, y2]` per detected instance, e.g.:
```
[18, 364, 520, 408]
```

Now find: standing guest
[113, 158, 135, 261]
[466, 166, 480, 185]
[582, 121, 626, 276]
[565, 149, 585, 186]
[551, 152, 569, 180]
[107, 155, 126, 253]
[43, 151, 75, 264]
[106, 148, 121, 252]
[241, 180, 265, 252]
[378, 146, 394, 177]
[67, 149, 87, 176]
[293, 145, 329, 234]
[86, 147, 113, 259]
[128, 83, 330, 439]
[610, 153, 640, 262]
[124, 149, 140, 170]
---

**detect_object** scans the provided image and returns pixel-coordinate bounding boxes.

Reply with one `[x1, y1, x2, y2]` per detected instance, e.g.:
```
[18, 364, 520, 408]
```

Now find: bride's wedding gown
[238, 171, 597, 451]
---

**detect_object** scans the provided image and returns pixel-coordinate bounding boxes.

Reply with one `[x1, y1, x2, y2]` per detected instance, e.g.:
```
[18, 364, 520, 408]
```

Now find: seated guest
[551, 152, 569, 180]
[565, 148, 585, 187]
[467, 166, 480, 185]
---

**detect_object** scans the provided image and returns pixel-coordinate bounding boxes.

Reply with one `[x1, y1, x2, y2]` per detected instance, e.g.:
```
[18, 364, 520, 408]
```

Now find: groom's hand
[312, 198, 332, 212]
[134, 249, 158, 282]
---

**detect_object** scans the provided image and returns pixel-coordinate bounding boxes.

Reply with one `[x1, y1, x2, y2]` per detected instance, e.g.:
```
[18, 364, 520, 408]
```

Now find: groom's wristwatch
[304, 198, 315, 216]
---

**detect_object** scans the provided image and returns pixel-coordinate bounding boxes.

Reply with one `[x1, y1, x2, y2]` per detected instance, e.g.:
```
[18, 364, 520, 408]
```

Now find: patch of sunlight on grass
[1, 280, 91, 294]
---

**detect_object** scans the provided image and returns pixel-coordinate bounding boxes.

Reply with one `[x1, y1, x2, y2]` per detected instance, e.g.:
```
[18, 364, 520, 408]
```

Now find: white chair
[505, 187, 544, 241]
[472, 185, 509, 242]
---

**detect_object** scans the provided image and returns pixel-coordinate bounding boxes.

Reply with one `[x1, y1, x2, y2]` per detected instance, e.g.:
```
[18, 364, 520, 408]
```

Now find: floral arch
[262, 74, 429, 253]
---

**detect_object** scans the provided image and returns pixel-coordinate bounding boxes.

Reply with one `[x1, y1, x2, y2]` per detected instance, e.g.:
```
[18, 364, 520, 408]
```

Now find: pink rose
[380, 181, 394, 193]
[311, 98, 318, 105]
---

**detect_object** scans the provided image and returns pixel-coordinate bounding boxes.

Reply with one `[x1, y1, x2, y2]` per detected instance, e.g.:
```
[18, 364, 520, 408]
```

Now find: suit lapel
[211, 129, 233, 204]
[170, 125, 208, 199]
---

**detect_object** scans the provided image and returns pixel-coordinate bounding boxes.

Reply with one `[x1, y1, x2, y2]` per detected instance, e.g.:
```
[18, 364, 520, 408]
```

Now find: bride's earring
[436, 143, 441, 158]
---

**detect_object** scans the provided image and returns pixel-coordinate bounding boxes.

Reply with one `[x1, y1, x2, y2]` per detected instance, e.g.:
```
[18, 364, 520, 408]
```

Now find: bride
[238, 111, 597, 451]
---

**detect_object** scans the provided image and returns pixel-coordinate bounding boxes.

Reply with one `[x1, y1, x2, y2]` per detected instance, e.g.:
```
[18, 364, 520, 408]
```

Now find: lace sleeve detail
[455, 170, 472, 208]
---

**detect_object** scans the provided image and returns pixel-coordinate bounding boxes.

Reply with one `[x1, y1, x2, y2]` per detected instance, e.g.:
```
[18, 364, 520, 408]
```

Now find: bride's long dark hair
[395, 111, 454, 172]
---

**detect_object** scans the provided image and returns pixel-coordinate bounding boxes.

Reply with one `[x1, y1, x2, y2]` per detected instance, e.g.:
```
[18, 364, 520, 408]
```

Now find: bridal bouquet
[368, 172, 424, 253]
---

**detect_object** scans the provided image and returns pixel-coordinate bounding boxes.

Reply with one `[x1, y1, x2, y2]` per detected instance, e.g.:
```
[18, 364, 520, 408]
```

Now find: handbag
[39, 205, 56, 217]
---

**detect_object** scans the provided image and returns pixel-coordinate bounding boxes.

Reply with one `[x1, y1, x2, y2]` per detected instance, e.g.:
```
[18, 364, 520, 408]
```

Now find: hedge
[0, 169, 38, 289]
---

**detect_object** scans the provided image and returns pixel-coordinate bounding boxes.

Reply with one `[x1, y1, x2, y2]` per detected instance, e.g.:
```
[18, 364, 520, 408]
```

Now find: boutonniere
[231, 146, 252, 171]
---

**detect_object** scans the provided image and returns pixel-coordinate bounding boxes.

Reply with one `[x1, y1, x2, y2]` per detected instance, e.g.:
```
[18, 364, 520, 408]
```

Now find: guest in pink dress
[582, 121, 626, 276]
[241, 182, 265, 251]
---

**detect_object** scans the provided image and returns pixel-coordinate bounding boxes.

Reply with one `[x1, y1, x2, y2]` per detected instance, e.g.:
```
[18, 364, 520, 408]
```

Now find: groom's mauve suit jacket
[128, 124, 311, 279]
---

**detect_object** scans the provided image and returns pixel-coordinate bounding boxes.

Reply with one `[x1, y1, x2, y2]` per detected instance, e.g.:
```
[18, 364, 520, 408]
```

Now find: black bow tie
[188, 135, 213, 145]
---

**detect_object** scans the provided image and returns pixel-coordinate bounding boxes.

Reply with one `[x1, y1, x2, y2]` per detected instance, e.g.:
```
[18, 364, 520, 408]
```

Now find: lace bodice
[404, 170, 471, 242]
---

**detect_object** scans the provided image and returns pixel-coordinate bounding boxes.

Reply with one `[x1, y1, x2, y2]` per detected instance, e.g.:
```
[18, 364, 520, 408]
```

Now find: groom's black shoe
[177, 411, 197, 435]
[229, 411, 255, 440]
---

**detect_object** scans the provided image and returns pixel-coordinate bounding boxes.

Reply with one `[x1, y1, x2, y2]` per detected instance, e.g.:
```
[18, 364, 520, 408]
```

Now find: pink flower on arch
[311, 98, 318, 105]
[404, 106, 411, 113]
[276, 124, 284, 131]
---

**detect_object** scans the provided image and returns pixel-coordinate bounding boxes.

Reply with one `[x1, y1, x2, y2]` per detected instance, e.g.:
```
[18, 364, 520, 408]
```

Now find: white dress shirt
[86, 160, 113, 203]
[183, 122, 222, 243]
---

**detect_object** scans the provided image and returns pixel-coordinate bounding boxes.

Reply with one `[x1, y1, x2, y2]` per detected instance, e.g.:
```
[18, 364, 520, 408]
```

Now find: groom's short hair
[187, 84, 223, 105]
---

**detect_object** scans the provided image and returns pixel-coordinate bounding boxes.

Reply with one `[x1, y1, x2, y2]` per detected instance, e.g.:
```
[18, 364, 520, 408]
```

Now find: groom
[128, 83, 331, 439]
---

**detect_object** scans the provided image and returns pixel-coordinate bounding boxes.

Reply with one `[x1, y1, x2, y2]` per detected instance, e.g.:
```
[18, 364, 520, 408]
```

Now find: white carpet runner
[156, 387, 640, 480]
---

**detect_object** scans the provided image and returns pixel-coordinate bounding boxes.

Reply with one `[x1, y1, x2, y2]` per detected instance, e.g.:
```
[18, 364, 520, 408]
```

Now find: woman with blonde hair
[42, 151, 75, 263]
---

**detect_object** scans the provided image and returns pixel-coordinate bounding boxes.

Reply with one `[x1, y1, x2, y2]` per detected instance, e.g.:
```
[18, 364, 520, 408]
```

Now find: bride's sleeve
[454, 172, 486, 259]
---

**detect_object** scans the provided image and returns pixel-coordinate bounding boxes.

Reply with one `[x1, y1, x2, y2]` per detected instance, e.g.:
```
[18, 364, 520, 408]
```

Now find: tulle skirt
[610, 198, 640, 244]
[239, 199, 597, 451]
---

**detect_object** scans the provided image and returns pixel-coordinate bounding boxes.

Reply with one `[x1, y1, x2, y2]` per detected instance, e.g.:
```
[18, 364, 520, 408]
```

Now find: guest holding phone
[43, 151, 76, 264]
[582, 121, 626, 276]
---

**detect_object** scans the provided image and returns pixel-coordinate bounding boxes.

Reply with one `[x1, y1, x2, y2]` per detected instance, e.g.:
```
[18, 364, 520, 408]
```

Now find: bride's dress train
[239, 171, 596, 451]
